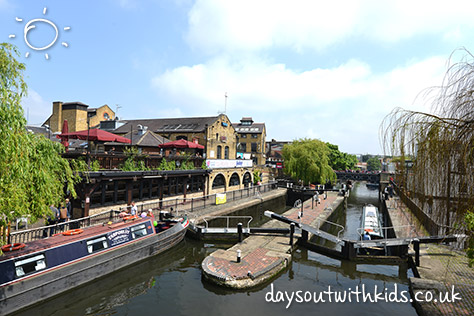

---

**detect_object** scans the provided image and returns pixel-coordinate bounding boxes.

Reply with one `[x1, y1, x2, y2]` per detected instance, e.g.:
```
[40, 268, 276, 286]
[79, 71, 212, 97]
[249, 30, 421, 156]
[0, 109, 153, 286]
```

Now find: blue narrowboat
[0, 214, 189, 315]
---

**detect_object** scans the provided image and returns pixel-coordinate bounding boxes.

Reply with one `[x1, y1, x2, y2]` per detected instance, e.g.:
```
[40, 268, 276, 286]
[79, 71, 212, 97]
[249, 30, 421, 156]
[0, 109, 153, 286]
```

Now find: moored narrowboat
[0, 213, 189, 315]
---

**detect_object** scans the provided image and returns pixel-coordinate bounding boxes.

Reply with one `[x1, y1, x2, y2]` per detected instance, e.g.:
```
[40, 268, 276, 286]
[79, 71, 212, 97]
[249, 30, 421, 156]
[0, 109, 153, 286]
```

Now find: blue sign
[107, 228, 131, 247]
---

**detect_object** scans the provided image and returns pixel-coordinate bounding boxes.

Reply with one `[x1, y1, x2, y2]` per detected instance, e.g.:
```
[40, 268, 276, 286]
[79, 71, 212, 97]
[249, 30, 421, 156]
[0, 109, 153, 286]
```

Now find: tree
[366, 157, 382, 171]
[381, 48, 474, 264]
[282, 138, 335, 185]
[326, 142, 358, 170]
[0, 43, 79, 245]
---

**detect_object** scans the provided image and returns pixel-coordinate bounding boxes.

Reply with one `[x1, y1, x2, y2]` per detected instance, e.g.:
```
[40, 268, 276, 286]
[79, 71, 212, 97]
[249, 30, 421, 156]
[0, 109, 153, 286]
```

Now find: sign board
[107, 228, 131, 247]
[206, 159, 253, 169]
[216, 193, 227, 205]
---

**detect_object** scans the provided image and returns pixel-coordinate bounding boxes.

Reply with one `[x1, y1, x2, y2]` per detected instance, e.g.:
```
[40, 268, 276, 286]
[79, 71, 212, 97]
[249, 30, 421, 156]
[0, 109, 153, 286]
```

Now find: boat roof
[1, 218, 153, 262]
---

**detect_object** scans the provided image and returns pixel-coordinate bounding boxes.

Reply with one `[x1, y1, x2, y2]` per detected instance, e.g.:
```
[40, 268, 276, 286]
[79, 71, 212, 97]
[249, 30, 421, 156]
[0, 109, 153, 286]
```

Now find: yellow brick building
[113, 114, 237, 159]
[43, 101, 115, 133]
[232, 117, 266, 166]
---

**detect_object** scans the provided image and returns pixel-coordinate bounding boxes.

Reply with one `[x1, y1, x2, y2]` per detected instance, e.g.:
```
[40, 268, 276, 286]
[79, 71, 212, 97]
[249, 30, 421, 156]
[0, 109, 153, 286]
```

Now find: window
[217, 145, 222, 159]
[251, 134, 258, 138]
[15, 254, 47, 277]
[241, 134, 247, 138]
[212, 174, 226, 188]
[229, 173, 240, 186]
[251, 143, 257, 153]
[224, 146, 229, 159]
[131, 224, 148, 239]
[239, 143, 247, 152]
[87, 236, 108, 254]
[176, 135, 188, 140]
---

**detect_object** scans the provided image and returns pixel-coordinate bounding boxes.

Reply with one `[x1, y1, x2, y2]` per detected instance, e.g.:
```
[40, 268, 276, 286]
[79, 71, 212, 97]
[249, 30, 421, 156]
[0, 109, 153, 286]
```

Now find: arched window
[212, 174, 226, 189]
[229, 173, 240, 187]
[217, 145, 222, 159]
[243, 172, 252, 188]
[224, 146, 229, 159]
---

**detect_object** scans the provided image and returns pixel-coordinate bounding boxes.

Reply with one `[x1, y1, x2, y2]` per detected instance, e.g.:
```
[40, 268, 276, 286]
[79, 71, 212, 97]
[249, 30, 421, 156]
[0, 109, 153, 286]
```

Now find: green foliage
[367, 157, 382, 171]
[253, 169, 261, 184]
[179, 160, 195, 170]
[0, 43, 80, 244]
[91, 160, 100, 171]
[120, 147, 149, 171]
[282, 138, 336, 185]
[158, 158, 175, 170]
[326, 142, 358, 170]
[201, 161, 207, 169]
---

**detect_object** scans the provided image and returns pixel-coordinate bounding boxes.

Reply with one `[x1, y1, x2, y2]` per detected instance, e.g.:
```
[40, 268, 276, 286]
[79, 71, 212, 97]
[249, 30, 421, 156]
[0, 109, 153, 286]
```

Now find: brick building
[232, 117, 266, 166]
[43, 101, 115, 133]
[113, 114, 237, 160]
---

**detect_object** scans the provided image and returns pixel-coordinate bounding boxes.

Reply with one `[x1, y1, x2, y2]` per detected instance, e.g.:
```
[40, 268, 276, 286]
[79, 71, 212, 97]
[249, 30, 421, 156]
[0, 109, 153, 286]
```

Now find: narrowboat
[360, 204, 384, 240]
[0, 213, 189, 315]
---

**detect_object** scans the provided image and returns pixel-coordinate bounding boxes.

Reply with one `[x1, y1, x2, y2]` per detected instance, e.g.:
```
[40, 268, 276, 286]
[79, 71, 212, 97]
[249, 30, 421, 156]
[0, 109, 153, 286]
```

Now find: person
[45, 204, 60, 237]
[65, 198, 72, 219]
[130, 201, 138, 215]
[388, 184, 394, 198]
[59, 202, 68, 223]
[363, 231, 371, 240]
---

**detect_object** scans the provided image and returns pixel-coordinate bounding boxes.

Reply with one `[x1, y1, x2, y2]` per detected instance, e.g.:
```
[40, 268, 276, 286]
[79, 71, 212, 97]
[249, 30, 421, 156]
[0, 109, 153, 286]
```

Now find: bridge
[335, 171, 381, 183]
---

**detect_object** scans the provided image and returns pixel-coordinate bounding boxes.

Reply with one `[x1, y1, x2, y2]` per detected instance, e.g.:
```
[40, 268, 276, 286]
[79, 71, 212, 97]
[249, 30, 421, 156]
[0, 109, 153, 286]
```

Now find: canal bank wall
[201, 192, 344, 289]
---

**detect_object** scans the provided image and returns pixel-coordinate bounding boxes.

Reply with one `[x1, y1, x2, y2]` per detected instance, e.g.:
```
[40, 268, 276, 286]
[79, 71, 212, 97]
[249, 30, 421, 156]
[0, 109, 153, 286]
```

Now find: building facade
[114, 114, 237, 160]
[43, 101, 115, 133]
[232, 117, 266, 166]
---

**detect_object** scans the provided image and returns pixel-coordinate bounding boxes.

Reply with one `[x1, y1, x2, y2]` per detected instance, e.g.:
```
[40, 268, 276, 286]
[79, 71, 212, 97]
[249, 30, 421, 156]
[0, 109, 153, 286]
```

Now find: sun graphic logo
[8, 7, 70, 60]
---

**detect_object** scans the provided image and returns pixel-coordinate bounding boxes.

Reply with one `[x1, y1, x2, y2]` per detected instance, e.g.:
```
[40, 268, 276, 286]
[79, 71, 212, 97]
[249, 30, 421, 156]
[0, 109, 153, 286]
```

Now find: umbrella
[57, 129, 131, 143]
[61, 119, 69, 150]
[158, 139, 204, 149]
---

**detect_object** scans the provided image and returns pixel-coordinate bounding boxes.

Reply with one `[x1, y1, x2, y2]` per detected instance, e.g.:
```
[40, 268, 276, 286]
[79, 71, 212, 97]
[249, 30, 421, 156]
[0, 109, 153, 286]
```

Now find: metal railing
[8, 209, 122, 244]
[126, 181, 278, 216]
[201, 216, 253, 233]
[314, 218, 345, 239]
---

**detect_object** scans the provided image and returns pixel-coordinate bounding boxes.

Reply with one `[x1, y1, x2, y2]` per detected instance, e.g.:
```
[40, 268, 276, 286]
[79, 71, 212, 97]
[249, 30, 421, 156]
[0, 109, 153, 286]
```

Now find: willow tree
[0, 43, 79, 244]
[381, 48, 474, 264]
[282, 138, 335, 185]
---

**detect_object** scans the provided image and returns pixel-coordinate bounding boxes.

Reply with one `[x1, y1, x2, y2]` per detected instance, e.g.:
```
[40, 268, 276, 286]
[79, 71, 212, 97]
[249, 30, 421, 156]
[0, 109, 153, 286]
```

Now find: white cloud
[151, 56, 446, 153]
[186, 0, 474, 54]
[22, 89, 51, 126]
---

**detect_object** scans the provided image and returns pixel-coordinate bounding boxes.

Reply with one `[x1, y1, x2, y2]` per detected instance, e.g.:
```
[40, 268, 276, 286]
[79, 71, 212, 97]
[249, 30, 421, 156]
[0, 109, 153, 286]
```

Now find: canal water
[17, 183, 418, 316]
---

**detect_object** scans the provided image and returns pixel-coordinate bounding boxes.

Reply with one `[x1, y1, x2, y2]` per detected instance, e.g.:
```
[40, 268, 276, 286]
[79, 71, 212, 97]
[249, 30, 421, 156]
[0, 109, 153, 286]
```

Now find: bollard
[414, 239, 420, 267]
[237, 249, 241, 263]
[237, 222, 243, 242]
[290, 223, 295, 246]
[301, 229, 308, 243]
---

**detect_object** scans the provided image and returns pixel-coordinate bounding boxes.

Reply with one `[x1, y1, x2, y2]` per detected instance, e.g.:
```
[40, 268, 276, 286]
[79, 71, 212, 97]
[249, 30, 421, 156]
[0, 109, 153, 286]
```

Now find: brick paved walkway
[386, 196, 474, 315]
[201, 192, 344, 288]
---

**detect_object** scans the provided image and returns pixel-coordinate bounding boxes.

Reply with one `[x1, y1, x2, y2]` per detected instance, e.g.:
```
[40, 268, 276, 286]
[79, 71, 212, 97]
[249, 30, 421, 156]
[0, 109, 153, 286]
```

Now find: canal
[17, 183, 418, 316]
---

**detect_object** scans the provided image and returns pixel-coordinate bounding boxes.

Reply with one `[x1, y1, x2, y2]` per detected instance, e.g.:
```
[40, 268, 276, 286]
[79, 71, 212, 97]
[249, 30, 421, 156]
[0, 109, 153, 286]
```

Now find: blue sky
[2, 0, 474, 154]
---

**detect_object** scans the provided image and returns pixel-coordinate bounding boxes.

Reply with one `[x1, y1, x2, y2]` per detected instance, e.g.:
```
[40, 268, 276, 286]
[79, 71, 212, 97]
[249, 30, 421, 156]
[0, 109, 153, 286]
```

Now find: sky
[2, 0, 474, 155]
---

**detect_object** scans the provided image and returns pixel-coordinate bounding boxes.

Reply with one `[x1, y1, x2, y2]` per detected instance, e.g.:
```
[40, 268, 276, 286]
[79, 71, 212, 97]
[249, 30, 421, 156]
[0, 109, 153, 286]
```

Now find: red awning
[57, 129, 131, 144]
[158, 139, 204, 149]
